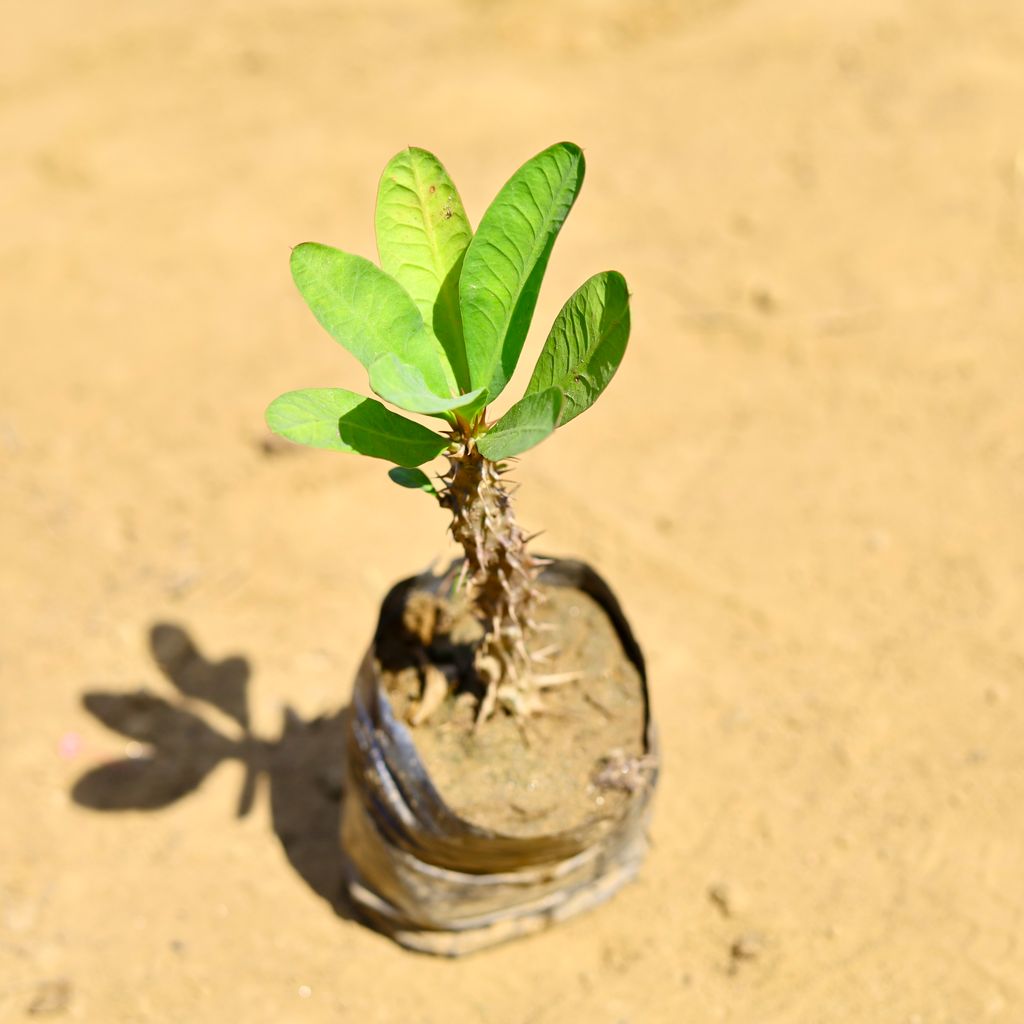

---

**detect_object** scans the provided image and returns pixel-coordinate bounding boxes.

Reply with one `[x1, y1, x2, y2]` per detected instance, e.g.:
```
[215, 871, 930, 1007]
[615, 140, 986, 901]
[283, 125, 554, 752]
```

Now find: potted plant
[266, 142, 657, 955]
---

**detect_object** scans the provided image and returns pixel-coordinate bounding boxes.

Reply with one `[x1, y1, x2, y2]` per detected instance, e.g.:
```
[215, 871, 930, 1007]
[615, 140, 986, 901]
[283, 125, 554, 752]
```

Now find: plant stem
[439, 440, 542, 715]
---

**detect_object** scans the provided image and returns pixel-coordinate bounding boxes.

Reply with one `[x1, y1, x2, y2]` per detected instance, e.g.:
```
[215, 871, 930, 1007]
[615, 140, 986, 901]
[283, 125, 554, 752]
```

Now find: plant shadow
[72, 623, 354, 920]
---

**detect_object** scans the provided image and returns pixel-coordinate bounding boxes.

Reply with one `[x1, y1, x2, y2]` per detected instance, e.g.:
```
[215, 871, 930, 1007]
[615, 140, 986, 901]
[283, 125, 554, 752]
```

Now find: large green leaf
[290, 242, 458, 402]
[476, 387, 563, 461]
[265, 388, 448, 467]
[460, 142, 585, 404]
[375, 148, 473, 389]
[525, 271, 630, 426]
[368, 354, 485, 416]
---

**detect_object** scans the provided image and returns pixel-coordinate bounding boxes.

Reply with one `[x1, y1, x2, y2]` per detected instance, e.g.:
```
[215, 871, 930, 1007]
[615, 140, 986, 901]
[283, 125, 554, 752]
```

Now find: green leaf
[375, 148, 473, 389]
[265, 388, 448, 467]
[525, 271, 630, 426]
[388, 467, 438, 496]
[368, 354, 485, 417]
[476, 387, 563, 461]
[460, 142, 585, 404]
[290, 242, 458, 401]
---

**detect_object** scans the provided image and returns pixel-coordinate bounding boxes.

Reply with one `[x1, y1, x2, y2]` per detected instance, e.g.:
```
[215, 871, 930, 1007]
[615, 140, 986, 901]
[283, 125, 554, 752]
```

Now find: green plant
[267, 142, 630, 720]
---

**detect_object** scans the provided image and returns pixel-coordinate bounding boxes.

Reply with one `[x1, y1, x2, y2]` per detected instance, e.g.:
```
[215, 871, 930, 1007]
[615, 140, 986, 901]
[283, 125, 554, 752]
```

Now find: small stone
[730, 932, 765, 962]
[27, 977, 72, 1017]
[708, 882, 740, 918]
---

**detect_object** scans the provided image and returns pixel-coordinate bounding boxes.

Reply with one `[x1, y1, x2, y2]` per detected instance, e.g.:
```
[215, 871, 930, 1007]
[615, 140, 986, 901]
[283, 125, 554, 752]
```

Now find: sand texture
[3, 0, 1024, 1020]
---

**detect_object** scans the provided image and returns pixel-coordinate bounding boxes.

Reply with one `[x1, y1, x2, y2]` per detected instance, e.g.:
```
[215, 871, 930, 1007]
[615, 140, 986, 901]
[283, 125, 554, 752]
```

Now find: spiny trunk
[439, 441, 543, 718]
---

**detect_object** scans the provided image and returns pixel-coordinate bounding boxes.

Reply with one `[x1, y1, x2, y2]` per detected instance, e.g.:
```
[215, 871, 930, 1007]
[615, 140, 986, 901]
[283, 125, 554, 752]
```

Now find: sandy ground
[3, 0, 1024, 1019]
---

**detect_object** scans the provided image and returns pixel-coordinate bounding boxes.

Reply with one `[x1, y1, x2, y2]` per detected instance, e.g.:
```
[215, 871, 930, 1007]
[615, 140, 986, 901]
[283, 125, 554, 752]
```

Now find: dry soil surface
[3, 1, 1024, 1021]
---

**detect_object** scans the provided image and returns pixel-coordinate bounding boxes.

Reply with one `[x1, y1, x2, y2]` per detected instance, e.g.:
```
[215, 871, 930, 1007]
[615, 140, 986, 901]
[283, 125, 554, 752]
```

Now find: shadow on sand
[72, 623, 354, 920]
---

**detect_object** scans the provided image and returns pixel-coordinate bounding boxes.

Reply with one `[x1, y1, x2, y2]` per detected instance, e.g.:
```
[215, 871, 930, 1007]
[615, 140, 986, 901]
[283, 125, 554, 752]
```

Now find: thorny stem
[438, 437, 545, 720]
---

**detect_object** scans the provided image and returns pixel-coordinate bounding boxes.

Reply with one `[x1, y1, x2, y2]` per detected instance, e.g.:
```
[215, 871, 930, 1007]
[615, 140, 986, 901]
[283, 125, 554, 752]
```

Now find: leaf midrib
[470, 148, 581, 390]
[344, 420, 436, 444]
[408, 153, 469, 389]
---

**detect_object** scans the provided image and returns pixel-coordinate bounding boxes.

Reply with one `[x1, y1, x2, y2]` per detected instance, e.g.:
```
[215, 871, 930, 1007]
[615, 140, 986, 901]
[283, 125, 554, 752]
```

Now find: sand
[3, 0, 1024, 1019]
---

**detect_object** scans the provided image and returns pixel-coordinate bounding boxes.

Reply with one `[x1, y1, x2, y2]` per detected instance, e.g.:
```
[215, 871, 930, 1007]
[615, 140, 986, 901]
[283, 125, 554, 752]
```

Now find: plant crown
[266, 142, 630, 478]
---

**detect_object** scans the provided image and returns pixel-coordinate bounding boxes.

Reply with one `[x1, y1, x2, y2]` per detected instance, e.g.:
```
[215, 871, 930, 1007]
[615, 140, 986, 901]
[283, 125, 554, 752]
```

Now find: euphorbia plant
[267, 142, 630, 721]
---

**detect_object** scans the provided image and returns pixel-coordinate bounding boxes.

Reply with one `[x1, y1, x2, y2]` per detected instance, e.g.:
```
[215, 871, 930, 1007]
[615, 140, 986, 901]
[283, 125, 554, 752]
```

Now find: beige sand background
[3, 0, 1024, 1019]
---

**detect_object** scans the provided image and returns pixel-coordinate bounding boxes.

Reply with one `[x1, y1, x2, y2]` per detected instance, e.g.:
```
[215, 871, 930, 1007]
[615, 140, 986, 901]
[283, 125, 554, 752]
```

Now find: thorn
[533, 670, 584, 689]
[506, 554, 527, 576]
[515, 637, 530, 664]
[475, 680, 497, 729]
[530, 643, 559, 663]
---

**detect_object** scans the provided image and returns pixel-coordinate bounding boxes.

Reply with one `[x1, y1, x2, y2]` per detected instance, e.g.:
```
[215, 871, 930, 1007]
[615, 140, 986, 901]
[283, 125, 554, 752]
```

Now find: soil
[380, 578, 648, 836]
[5, 1, 1024, 1021]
